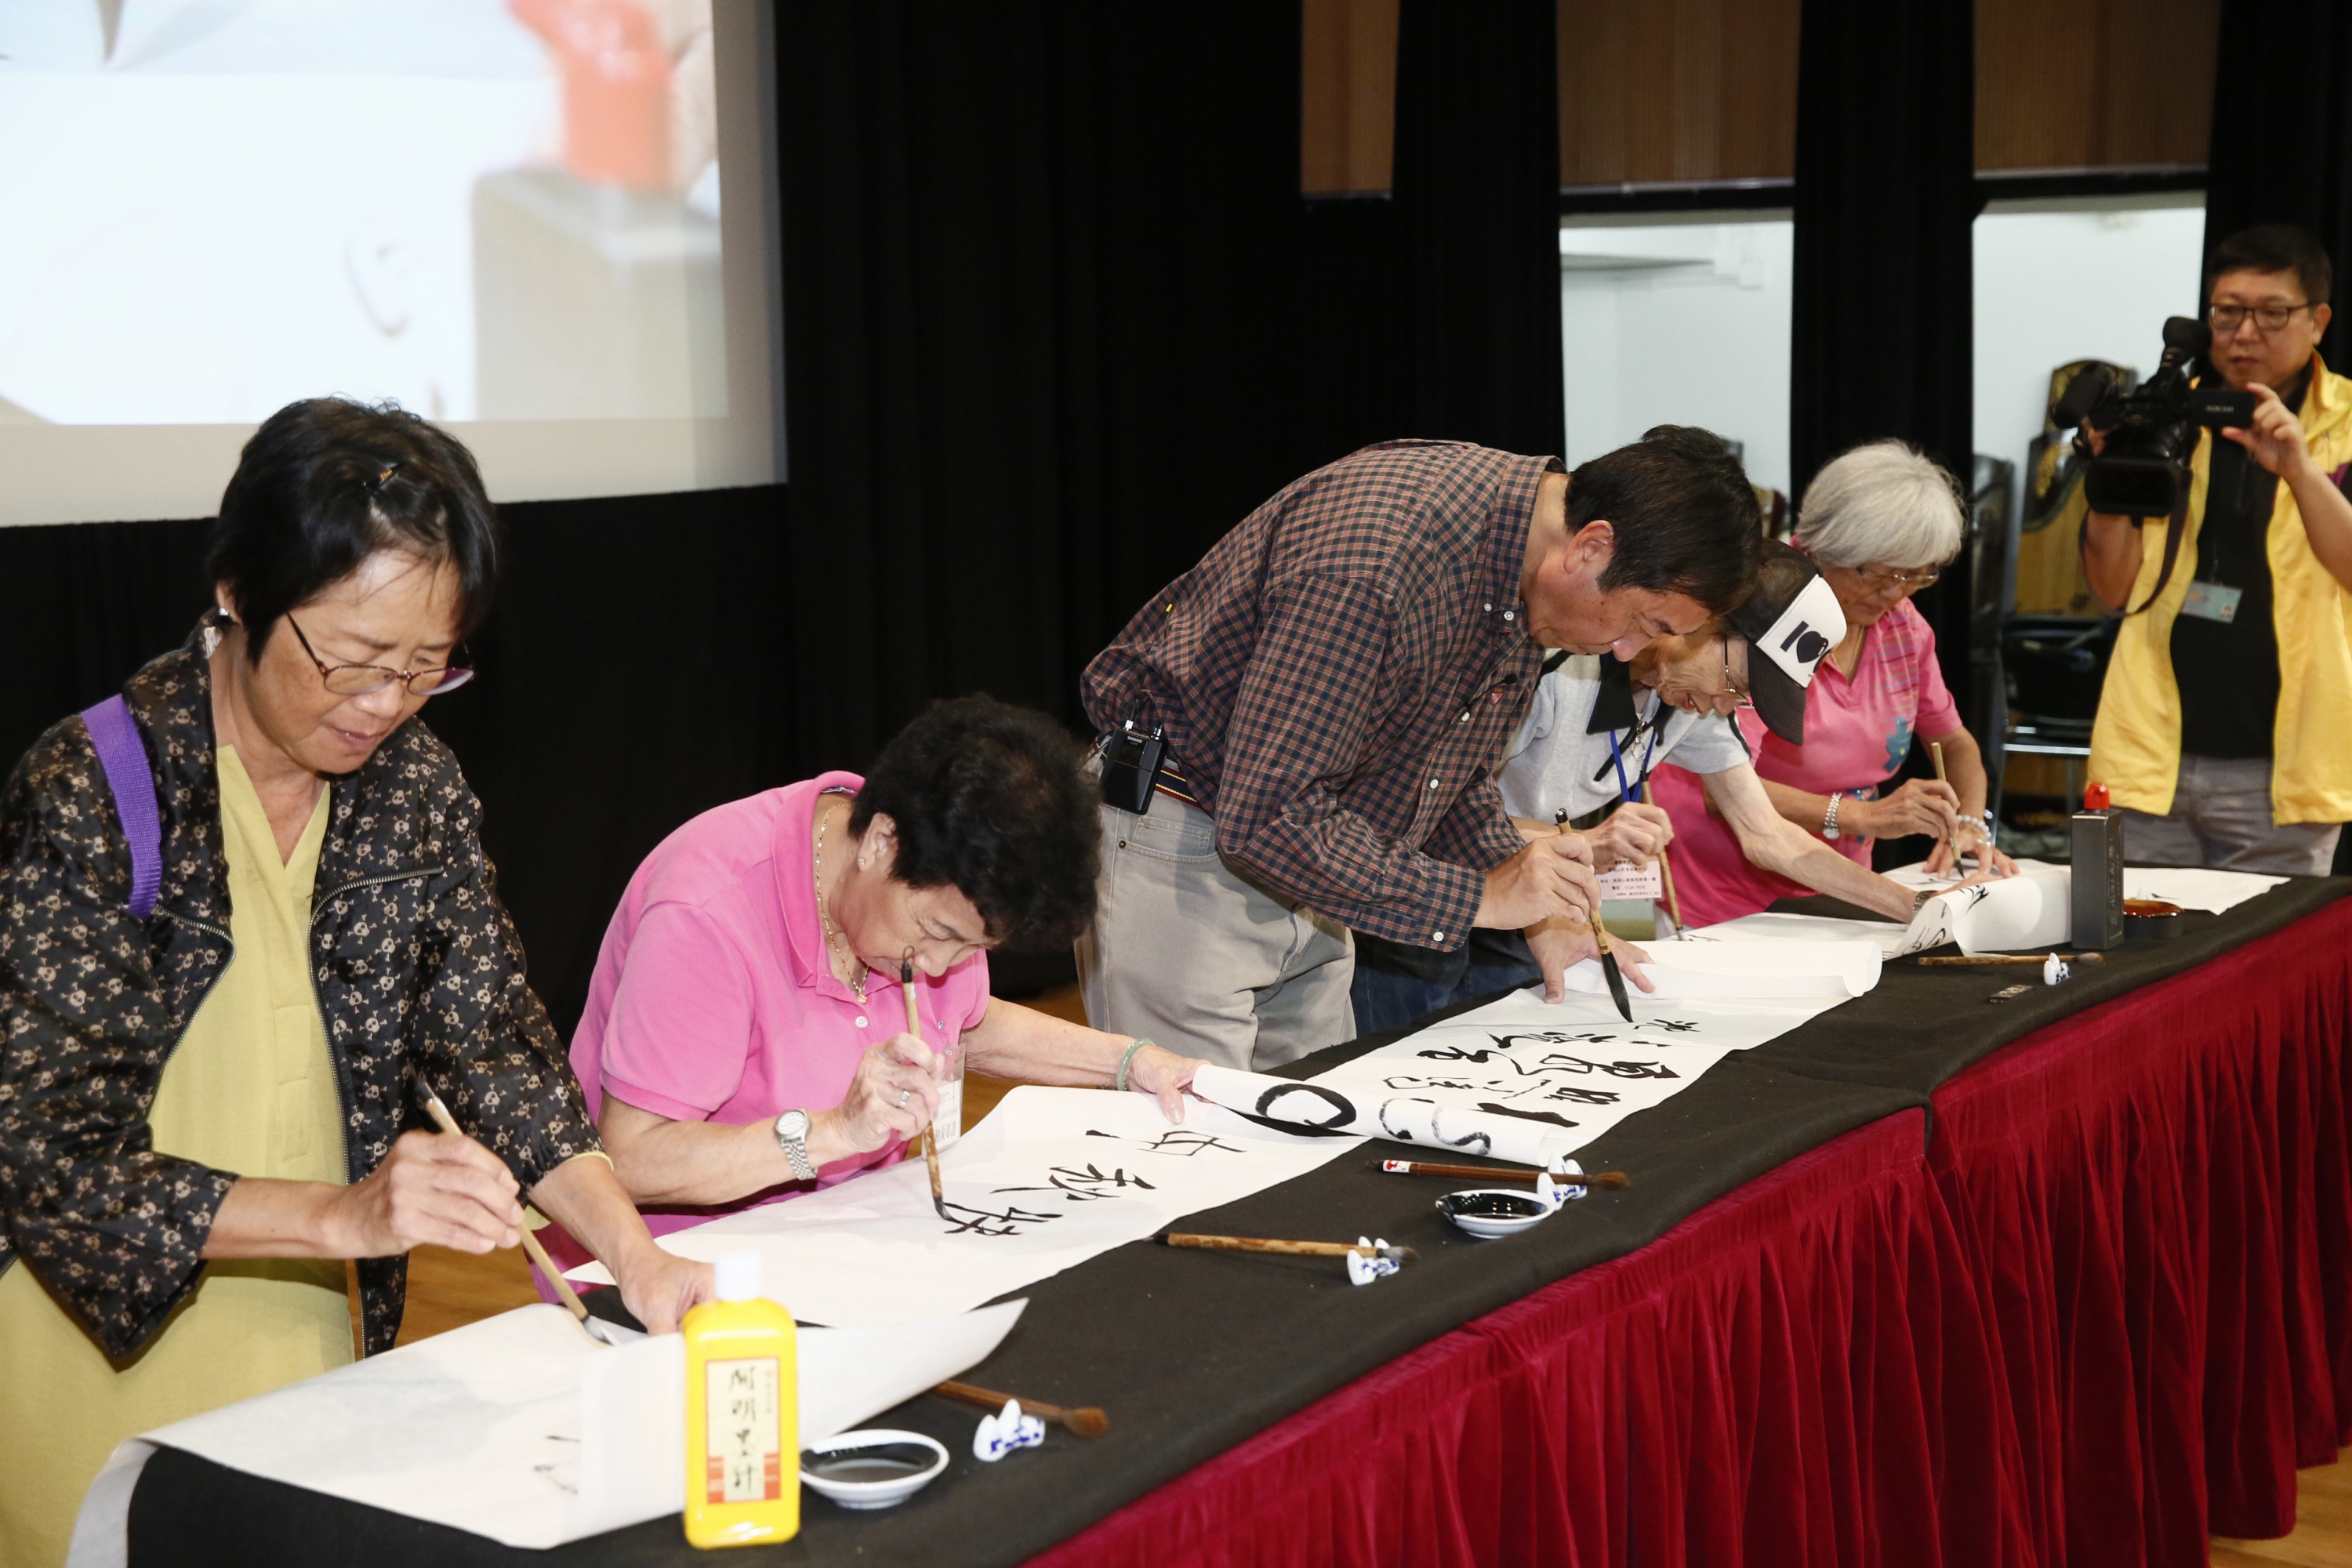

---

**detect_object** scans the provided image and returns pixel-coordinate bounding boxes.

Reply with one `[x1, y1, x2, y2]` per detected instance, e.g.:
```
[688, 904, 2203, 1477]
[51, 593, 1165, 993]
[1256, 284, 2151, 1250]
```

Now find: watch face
[775, 1109, 809, 1142]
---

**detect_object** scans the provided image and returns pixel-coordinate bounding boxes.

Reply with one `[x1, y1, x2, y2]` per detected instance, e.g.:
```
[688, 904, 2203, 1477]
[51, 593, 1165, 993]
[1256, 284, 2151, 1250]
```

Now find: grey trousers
[2118, 753, 2343, 875]
[1073, 795, 1356, 1073]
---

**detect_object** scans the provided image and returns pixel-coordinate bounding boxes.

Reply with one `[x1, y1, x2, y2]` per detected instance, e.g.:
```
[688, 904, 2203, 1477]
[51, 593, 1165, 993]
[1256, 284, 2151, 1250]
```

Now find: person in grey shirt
[1351, 543, 1945, 1031]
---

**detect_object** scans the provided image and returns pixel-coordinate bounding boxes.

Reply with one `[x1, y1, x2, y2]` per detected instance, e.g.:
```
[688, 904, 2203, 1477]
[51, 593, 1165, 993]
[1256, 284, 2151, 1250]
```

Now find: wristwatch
[1821, 793, 1842, 840]
[773, 1108, 817, 1181]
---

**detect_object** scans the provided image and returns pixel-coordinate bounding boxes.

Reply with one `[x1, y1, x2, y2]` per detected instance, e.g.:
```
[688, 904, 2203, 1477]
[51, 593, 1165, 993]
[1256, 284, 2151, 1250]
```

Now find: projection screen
[0, 0, 783, 527]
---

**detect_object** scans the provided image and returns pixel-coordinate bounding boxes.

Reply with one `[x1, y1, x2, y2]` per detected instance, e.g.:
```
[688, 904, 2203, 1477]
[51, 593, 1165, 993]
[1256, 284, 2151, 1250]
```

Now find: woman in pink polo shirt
[1654, 441, 2016, 927]
[543, 698, 1205, 1265]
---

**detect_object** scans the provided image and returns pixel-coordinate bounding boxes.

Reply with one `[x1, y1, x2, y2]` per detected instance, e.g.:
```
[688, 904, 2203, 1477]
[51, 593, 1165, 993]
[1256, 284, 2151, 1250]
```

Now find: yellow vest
[2089, 354, 2352, 825]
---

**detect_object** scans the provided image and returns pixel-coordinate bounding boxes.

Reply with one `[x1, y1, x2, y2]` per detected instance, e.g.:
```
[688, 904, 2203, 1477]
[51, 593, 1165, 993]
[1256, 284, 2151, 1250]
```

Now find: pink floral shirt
[1651, 597, 1962, 927]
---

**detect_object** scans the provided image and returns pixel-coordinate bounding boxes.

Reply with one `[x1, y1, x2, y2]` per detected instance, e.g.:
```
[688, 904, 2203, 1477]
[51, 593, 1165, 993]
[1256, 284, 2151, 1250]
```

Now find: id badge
[2180, 579, 2244, 623]
[1596, 862, 1665, 901]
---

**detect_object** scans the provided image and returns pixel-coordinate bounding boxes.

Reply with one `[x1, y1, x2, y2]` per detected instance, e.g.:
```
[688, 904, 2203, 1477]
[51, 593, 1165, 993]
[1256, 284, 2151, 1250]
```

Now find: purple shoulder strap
[78, 695, 162, 920]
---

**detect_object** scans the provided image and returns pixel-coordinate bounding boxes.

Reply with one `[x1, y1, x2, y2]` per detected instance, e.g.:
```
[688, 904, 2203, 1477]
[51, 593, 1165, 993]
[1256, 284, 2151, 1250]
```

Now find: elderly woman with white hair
[1650, 440, 2015, 927]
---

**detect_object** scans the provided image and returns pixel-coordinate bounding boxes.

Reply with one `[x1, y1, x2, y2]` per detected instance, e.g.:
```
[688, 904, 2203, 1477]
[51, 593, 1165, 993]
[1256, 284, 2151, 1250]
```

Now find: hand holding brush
[904, 951, 953, 1221]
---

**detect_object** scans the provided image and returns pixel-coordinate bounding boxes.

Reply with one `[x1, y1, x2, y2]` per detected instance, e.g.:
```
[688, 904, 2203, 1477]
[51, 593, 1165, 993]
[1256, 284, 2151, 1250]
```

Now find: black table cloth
[127, 878, 2352, 1566]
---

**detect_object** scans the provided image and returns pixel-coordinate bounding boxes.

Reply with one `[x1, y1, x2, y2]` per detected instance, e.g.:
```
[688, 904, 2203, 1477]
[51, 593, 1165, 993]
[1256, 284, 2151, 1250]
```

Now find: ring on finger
[897, 1088, 911, 1109]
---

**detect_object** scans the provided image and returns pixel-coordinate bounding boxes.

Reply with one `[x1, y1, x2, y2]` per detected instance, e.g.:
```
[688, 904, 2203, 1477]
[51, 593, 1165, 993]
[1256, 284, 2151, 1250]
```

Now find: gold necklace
[812, 800, 866, 1004]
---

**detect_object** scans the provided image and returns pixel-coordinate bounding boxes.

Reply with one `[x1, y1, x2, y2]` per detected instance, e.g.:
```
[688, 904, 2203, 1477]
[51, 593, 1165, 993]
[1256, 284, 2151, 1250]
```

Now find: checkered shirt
[1081, 441, 1555, 949]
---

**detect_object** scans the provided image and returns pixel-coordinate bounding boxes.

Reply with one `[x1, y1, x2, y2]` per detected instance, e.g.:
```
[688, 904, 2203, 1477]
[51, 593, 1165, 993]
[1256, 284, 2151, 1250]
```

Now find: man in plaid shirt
[1077, 430, 1763, 1069]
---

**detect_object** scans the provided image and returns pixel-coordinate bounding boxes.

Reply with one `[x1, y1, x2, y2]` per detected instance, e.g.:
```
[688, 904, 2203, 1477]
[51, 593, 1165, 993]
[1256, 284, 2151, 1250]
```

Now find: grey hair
[1793, 440, 1965, 569]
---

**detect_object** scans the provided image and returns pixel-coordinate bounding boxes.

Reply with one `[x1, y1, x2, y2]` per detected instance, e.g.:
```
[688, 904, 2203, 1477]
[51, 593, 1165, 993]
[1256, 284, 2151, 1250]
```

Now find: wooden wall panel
[1976, 0, 2220, 171]
[1308, 0, 2217, 198]
[1301, 0, 1400, 194]
[1557, 0, 1799, 187]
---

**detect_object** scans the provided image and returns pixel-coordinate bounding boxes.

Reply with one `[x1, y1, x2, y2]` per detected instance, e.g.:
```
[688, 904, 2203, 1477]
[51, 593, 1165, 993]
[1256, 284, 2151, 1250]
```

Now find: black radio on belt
[1100, 720, 1170, 815]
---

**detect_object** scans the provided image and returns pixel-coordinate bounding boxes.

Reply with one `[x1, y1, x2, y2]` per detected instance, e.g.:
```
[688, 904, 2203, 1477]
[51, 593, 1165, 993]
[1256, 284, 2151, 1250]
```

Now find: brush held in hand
[1559, 807, 1633, 1020]
[1640, 781, 1688, 937]
[906, 954, 951, 1221]
[1929, 740, 1965, 872]
[418, 1087, 599, 1334]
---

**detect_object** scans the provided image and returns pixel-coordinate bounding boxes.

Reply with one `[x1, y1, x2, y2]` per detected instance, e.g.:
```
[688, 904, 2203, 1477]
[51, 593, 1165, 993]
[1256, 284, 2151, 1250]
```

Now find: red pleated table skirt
[1033, 900, 2352, 1568]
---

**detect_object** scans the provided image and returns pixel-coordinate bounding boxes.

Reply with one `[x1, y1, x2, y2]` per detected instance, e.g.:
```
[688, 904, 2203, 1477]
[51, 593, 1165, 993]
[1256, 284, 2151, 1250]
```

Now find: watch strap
[775, 1111, 817, 1181]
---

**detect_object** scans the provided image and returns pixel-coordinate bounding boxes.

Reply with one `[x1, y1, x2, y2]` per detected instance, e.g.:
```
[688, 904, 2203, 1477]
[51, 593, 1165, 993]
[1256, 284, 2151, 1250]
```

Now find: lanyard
[1605, 702, 1661, 805]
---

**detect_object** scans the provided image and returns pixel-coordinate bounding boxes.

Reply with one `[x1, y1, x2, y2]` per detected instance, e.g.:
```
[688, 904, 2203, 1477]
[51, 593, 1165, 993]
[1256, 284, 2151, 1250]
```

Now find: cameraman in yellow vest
[2082, 225, 2352, 873]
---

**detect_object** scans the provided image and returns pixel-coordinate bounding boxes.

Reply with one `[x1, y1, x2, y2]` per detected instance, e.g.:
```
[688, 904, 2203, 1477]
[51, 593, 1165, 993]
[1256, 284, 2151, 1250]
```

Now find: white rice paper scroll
[1192, 980, 1851, 1167]
[68, 1300, 1024, 1563]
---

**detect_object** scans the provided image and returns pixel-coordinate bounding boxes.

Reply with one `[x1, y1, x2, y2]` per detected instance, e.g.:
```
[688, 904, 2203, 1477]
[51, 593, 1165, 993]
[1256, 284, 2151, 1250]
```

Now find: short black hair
[2208, 224, 2333, 308]
[1568, 425, 1762, 615]
[850, 696, 1099, 951]
[207, 397, 501, 662]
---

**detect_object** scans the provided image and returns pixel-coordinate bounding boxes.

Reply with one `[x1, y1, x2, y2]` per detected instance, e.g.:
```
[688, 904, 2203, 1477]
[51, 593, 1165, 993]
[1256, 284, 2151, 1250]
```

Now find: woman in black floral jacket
[0, 399, 708, 1562]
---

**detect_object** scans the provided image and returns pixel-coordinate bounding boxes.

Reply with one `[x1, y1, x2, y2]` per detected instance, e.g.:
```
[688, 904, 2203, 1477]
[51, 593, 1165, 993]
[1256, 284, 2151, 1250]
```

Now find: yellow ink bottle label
[703, 1357, 782, 1504]
[684, 1253, 798, 1548]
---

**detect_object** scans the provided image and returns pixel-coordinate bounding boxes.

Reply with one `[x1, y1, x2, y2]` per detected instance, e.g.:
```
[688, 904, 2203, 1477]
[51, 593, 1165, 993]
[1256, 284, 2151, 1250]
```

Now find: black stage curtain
[0, 517, 216, 759]
[1788, 0, 1977, 700]
[2204, 0, 2352, 366]
[771, 1, 1312, 770]
[1389, 0, 1565, 456]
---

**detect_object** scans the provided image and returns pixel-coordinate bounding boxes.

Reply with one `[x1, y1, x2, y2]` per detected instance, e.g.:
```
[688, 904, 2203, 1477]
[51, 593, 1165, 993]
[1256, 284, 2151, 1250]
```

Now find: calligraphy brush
[1559, 808, 1632, 1022]
[934, 1378, 1109, 1438]
[1929, 740, 1964, 874]
[418, 1087, 614, 1345]
[1640, 781, 1689, 939]
[1370, 1157, 1628, 1188]
[1159, 1232, 1418, 1267]
[1909, 953, 2104, 966]
[904, 953, 953, 1221]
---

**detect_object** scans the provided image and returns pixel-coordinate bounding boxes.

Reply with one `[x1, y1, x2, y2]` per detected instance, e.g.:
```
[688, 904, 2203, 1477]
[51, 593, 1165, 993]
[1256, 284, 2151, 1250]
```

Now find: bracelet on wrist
[1116, 1038, 1153, 1093]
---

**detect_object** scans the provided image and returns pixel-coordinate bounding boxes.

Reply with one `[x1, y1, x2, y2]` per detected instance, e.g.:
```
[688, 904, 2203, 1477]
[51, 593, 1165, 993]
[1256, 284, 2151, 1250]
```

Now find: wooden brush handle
[901, 959, 948, 1205]
[1654, 845, 1684, 930]
[1640, 782, 1686, 932]
[1911, 953, 2104, 966]
[420, 1089, 590, 1324]
[1929, 741, 1965, 865]
[1165, 1232, 1359, 1259]
[934, 1378, 1108, 1436]
[1553, 814, 1613, 953]
[1374, 1158, 1628, 1187]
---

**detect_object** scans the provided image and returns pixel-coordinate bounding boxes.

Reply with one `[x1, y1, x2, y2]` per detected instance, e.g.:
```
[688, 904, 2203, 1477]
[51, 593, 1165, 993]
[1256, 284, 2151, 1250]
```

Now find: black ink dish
[800, 1430, 950, 1511]
[1437, 1188, 1552, 1240]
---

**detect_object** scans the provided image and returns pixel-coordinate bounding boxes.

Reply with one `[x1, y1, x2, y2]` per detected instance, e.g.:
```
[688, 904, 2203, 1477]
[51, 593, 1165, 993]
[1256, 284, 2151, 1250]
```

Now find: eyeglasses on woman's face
[1843, 562, 1940, 594]
[285, 614, 474, 698]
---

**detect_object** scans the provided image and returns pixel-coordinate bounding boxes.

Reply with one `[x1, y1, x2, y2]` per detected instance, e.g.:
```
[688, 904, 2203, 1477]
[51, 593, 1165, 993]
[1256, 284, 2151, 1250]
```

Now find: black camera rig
[2057, 316, 2256, 518]
[2055, 316, 2259, 615]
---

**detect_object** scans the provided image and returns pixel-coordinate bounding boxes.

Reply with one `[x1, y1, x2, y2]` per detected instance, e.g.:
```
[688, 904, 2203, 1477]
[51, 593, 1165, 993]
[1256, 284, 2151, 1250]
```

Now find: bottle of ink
[684, 1251, 798, 1548]
[2070, 782, 2125, 950]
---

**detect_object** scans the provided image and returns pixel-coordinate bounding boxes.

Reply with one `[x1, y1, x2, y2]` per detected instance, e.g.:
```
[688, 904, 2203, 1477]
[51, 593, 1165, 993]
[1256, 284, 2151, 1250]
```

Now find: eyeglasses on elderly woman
[1841, 562, 1940, 592]
[285, 612, 474, 697]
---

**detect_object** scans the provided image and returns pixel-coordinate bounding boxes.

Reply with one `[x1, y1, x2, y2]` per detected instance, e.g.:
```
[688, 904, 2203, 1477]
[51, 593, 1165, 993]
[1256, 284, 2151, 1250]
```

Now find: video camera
[2056, 317, 2257, 517]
